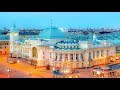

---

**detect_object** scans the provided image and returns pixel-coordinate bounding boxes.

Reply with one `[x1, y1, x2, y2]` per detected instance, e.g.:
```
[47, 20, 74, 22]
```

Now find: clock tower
[9, 21, 19, 57]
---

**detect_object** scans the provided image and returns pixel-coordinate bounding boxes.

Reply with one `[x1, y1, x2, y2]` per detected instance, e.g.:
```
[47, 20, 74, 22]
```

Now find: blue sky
[0, 12, 120, 29]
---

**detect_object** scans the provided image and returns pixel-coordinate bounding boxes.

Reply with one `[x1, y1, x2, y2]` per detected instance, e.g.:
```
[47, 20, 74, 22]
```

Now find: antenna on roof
[51, 19, 52, 28]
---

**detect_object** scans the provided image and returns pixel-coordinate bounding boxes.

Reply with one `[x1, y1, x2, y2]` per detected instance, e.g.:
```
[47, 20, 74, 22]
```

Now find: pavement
[0, 55, 54, 78]
[0, 54, 120, 78]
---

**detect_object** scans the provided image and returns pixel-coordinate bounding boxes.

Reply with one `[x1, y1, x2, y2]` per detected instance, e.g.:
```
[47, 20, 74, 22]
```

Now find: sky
[1, 12, 120, 29]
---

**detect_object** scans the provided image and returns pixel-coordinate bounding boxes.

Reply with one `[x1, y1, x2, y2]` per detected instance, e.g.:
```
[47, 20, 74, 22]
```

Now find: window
[76, 63, 79, 68]
[67, 46, 69, 48]
[70, 54, 73, 61]
[81, 54, 84, 61]
[101, 50, 103, 57]
[50, 52, 52, 59]
[43, 51, 45, 59]
[96, 51, 99, 57]
[65, 54, 68, 61]
[60, 54, 62, 61]
[107, 50, 109, 56]
[76, 54, 79, 61]
[89, 52, 92, 61]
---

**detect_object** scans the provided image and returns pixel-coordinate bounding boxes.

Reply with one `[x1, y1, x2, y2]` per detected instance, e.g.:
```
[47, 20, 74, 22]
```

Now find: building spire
[13, 20, 16, 27]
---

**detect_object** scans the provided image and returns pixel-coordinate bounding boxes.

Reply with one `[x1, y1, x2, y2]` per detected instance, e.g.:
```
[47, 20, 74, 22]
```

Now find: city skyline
[1, 12, 120, 29]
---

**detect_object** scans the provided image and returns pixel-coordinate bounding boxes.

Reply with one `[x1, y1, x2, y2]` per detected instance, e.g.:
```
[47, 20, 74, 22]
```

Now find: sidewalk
[0, 55, 54, 78]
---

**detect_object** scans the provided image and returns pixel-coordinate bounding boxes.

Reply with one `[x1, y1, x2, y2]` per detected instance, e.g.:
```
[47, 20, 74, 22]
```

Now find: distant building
[0, 35, 10, 55]
[93, 64, 120, 78]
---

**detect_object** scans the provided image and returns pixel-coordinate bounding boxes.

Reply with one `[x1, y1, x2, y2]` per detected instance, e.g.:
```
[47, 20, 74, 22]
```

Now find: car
[8, 61, 17, 64]
[6, 68, 12, 72]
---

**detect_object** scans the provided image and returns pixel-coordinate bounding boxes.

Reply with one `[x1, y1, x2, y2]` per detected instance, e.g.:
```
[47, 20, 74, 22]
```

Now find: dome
[10, 25, 19, 32]
[39, 27, 66, 39]
[60, 67, 72, 74]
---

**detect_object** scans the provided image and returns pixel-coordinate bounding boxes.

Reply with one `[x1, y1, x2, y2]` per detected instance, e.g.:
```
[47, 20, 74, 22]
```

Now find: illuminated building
[9, 23, 116, 68]
[93, 64, 120, 78]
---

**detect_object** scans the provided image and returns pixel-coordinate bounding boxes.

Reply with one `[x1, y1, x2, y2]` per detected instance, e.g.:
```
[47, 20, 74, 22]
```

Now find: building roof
[109, 64, 120, 70]
[39, 27, 66, 39]
[19, 30, 40, 35]
[0, 35, 9, 40]
[10, 25, 19, 32]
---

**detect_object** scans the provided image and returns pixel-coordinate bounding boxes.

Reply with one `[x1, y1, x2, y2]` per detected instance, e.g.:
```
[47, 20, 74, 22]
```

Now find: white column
[91, 51, 93, 59]
[68, 53, 70, 61]
[85, 51, 88, 61]
[74, 53, 76, 62]
[57, 52, 59, 61]
[99, 50, 101, 58]
[95, 50, 97, 59]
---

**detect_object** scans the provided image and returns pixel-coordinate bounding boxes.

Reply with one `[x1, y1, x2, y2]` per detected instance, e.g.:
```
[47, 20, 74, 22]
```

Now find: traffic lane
[75, 68, 95, 78]
[0, 74, 8, 78]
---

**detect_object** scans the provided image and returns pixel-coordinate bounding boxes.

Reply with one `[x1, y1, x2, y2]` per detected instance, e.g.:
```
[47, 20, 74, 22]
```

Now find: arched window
[32, 47, 38, 58]
[60, 54, 62, 61]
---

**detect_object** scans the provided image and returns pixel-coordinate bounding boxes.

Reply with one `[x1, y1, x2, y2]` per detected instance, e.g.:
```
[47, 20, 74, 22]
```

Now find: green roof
[10, 25, 19, 32]
[39, 27, 66, 39]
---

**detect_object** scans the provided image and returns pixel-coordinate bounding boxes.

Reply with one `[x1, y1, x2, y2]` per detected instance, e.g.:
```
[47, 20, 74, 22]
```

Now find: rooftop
[39, 27, 66, 39]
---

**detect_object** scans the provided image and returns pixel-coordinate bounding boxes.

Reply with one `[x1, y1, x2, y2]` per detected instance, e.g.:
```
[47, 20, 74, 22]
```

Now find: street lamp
[17, 60, 19, 63]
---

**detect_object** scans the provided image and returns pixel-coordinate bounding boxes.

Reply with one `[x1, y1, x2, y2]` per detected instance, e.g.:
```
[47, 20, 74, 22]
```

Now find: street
[0, 55, 54, 78]
[1, 55, 120, 78]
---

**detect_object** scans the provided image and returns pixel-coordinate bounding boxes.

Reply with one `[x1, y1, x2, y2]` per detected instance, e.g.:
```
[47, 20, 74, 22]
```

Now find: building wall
[52, 46, 116, 68]
[0, 41, 10, 55]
